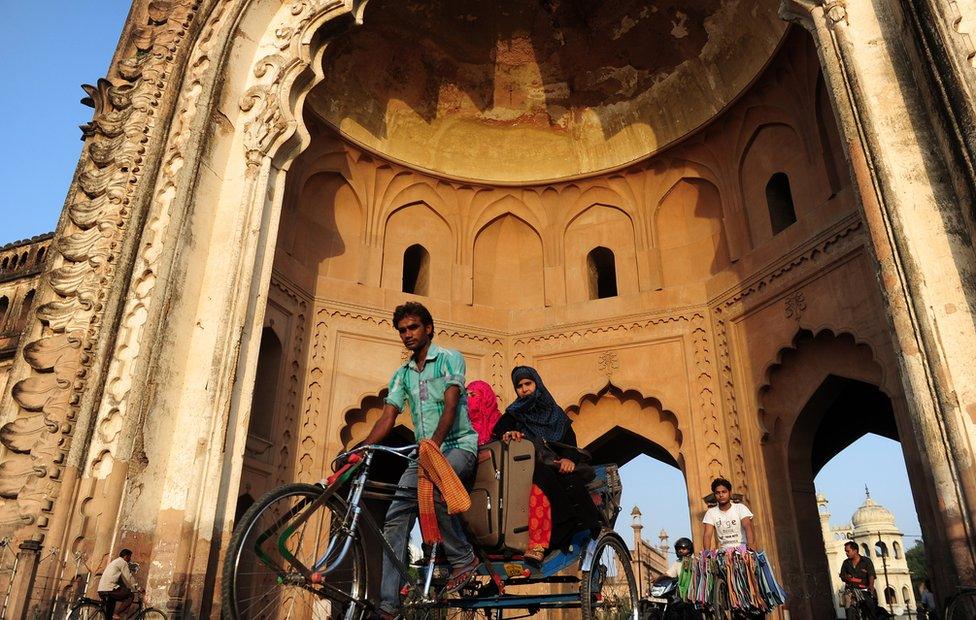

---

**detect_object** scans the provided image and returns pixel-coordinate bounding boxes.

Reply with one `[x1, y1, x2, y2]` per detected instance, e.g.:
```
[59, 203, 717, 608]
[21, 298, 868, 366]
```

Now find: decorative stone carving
[0, 0, 201, 540]
[596, 351, 620, 378]
[691, 315, 724, 481]
[785, 291, 807, 321]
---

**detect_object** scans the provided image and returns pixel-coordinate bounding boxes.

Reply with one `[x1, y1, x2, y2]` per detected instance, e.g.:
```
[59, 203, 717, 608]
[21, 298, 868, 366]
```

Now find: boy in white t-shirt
[702, 477, 756, 550]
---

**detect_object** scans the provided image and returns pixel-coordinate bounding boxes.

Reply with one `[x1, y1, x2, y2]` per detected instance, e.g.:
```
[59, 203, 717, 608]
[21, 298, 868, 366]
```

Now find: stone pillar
[781, 0, 976, 594]
[5, 540, 41, 620]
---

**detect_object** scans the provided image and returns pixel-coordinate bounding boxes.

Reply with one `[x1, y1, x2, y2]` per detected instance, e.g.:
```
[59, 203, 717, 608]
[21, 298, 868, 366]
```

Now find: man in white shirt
[702, 478, 756, 550]
[97, 549, 138, 618]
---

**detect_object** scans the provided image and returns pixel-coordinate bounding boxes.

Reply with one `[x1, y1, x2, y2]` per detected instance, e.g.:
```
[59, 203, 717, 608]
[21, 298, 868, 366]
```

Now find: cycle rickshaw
[223, 441, 637, 619]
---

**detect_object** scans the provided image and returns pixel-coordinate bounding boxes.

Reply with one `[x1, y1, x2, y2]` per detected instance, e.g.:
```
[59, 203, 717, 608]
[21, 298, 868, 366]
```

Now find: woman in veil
[492, 366, 603, 562]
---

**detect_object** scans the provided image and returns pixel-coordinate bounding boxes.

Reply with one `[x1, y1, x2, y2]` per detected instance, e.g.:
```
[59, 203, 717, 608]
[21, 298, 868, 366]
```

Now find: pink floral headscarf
[466, 380, 501, 446]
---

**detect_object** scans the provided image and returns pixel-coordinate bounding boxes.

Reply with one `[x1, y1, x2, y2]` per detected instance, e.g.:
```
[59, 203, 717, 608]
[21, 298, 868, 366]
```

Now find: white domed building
[819, 490, 916, 617]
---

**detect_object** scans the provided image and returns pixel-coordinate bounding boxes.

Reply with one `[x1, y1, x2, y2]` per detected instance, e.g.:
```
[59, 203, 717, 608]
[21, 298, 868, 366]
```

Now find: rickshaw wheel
[581, 532, 639, 620]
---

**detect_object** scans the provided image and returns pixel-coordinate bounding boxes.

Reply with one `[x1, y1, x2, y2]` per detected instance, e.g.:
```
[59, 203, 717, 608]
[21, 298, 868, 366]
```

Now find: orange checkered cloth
[417, 439, 471, 544]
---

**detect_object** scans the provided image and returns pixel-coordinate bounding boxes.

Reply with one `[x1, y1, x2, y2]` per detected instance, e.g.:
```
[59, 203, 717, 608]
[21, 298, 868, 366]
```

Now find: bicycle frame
[263, 445, 435, 603]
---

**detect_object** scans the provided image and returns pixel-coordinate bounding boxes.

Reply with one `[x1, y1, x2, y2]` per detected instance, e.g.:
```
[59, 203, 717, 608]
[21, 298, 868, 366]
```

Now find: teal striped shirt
[385, 343, 477, 454]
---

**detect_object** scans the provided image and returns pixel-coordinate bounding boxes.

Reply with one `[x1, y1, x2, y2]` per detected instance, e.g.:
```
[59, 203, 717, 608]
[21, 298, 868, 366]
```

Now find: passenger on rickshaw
[465, 380, 501, 446]
[491, 366, 603, 563]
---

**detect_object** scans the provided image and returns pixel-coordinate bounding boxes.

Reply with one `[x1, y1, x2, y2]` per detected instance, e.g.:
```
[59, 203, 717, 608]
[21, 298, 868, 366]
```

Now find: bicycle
[223, 442, 636, 619]
[67, 590, 166, 620]
[845, 587, 888, 620]
[944, 585, 976, 620]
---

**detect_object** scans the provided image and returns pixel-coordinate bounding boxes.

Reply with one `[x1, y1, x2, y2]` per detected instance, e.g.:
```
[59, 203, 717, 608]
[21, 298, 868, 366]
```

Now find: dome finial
[865, 484, 871, 499]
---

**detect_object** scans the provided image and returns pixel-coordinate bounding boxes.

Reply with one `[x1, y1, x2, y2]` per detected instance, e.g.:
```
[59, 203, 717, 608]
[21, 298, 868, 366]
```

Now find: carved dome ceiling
[306, 0, 787, 184]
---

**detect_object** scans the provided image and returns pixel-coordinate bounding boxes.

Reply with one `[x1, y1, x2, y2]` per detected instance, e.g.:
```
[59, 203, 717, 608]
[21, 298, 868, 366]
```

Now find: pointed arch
[565, 204, 638, 301]
[566, 383, 683, 468]
[381, 201, 452, 299]
[472, 213, 544, 308]
[655, 177, 729, 287]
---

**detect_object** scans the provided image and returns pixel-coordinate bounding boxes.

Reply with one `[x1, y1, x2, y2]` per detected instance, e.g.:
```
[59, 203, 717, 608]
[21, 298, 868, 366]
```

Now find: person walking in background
[917, 580, 937, 619]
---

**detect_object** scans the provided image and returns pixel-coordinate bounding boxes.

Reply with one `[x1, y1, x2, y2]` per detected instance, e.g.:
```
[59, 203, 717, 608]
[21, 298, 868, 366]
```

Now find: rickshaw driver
[355, 302, 480, 618]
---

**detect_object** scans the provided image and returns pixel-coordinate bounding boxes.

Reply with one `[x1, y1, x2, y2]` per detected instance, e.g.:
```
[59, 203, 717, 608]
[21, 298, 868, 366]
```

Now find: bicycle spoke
[224, 484, 367, 620]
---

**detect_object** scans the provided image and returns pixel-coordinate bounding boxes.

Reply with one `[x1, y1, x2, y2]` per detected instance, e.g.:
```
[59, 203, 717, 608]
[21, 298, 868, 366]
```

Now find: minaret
[631, 506, 643, 550]
[659, 528, 670, 558]
[817, 493, 831, 530]
[631, 506, 645, 599]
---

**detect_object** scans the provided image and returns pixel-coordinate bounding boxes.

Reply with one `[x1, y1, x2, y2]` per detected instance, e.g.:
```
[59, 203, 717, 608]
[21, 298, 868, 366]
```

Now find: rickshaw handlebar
[331, 443, 419, 472]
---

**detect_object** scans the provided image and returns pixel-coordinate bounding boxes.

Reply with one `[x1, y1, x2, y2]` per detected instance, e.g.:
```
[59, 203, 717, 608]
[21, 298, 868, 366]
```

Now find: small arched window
[37, 247, 46, 263]
[0, 296, 8, 325]
[892, 540, 902, 559]
[862, 543, 871, 557]
[402, 244, 430, 296]
[884, 587, 896, 605]
[765, 172, 797, 235]
[901, 586, 910, 604]
[19, 252, 29, 267]
[20, 290, 35, 322]
[874, 541, 888, 557]
[1, 257, 8, 270]
[586, 246, 618, 300]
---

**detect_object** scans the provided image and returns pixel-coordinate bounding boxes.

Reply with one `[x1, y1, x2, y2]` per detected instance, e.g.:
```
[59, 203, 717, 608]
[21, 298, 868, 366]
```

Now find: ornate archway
[758, 330, 945, 618]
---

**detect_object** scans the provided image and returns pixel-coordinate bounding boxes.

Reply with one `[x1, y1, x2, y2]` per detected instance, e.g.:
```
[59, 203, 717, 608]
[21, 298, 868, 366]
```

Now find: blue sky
[612, 434, 921, 560]
[0, 2, 131, 242]
[1, 2, 920, 558]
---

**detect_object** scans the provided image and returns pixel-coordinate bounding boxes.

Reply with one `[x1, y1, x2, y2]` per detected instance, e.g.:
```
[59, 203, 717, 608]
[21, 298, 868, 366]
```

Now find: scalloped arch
[757, 328, 889, 442]
[565, 382, 684, 468]
[338, 387, 416, 448]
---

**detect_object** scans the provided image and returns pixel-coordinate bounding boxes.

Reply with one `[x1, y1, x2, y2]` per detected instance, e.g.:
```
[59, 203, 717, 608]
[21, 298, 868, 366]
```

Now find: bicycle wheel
[581, 532, 639, 620]
[222, 482, 368, 619]
[68, 601, 106, 620]
[946, 590, 976, 620]
[135, 607, 167, 620]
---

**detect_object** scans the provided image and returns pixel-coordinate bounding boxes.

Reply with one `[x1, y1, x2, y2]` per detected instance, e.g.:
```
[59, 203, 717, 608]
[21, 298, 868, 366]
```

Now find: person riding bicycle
[356, 302, 480, 618]
[97, 548, 138, 618]
[840, 540, 877, 617]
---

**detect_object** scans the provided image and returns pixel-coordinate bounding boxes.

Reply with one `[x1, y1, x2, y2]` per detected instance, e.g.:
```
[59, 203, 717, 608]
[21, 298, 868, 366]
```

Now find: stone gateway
[0, 0, 975, 618]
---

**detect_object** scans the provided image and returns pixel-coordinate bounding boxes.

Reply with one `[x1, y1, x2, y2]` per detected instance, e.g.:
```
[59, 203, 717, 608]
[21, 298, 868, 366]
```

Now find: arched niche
[381, 202, 452, 300]
[280, 171, 363, 281]
[655, 178, 729, 288]
[564, 205, 638, 303]
[587, 247, 617, 300]
[249, 327, 284, 443]
[739, 123, 812, 248]
[339, 388, 416, 450]
[815, 75, 847, 197]
[238, 326, 287, 514]
[472, 214, 544, 309]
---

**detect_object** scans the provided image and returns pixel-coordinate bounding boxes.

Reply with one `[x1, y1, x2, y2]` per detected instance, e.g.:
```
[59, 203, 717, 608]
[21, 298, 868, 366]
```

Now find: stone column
[5, 540, 41, 620]
[781, 0, 976, 593]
